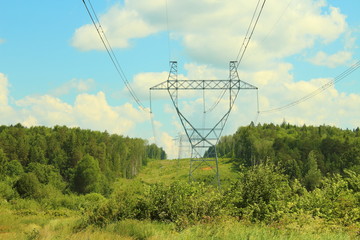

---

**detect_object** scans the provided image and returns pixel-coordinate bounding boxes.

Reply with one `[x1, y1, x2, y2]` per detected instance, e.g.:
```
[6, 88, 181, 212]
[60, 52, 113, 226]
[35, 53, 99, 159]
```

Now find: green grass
[0, 208, 355, 240]
[0, 159, 359, 239]
[137, 158, 239, 189]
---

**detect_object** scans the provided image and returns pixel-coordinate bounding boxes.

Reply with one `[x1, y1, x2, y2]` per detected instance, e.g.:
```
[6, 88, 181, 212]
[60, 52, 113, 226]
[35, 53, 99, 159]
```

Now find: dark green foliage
[1, 122, 360, 233]
[142, 181, 224, 228]
[226, 164, 293, 222]
[27, 162, 65, 191]
[298, 174, 360, 225]
[146, 143, 167, 160]
[0, 124, 166, 197]
[86, 181, 224, 230]
[214, 123, 360, 183]
[73, 154, 102, 194]
[4, 160, 24, 177]
[14, 173, 42, 199]
[0, 181, 18, 200]
[0, 148, 8, 178]
[303, 151, 322, 191]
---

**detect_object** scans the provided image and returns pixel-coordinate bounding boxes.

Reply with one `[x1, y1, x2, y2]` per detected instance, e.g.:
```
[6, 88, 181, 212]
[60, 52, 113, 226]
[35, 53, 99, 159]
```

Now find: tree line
[206, 122, 360, 190]
[0, 124, 166, 196]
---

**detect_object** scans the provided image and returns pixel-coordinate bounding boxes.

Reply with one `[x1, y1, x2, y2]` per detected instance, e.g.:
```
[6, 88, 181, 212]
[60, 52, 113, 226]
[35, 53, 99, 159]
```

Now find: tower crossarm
[150, 79, 257, 90]
[149, 61, 259, 187]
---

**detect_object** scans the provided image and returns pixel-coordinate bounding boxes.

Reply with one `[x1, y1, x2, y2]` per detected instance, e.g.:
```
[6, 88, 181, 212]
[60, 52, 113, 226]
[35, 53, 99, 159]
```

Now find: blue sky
[0, 0, 359, 158]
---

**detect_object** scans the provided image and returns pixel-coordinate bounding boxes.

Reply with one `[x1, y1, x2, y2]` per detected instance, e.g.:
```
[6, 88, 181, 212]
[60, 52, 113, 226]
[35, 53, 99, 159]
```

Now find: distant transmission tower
[150, 61, 257, 186]
[173, 133, 191, 166]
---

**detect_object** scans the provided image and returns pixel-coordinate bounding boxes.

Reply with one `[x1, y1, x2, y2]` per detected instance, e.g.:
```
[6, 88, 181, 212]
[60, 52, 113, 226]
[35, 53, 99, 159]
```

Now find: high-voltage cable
[261, 60, 360, 113]
[82, 0, 146, 110]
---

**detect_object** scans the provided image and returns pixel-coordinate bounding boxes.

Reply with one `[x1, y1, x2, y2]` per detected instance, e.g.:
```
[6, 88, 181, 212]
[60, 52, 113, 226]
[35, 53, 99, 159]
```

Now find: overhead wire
[260, 0, 294, 44]
[235, 0, 261, 65]
[165, 0, 172, 62]
[207, 0, 266, 114]
[205, 89, 227, 113]
[260, 60, 360, 114]
[236, 0, 267, 69]
[82, 0, 147, 111]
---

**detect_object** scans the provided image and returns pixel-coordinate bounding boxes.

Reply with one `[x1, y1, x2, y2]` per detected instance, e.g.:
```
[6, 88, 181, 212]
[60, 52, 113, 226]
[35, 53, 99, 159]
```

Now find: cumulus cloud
[308, 51, 353, 68]
[72, 0, 352, 69]
[242, 64, 360, 129]
[72, 4, 159, 51]
[51, 78, 95, 96]
[158, 131, 178, 159]
[0, 73, 9, 106]
[0, 74, 147, 135]
[131, 71, 170, 100]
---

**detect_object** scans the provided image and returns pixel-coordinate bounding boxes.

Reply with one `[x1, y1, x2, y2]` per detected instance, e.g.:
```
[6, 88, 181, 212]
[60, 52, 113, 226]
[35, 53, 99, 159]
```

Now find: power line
[261, 60, 360, 113]
[205, 89, 227, 113]
[260, 0, 294, 44]
[236, 0, 267, 69]
[208, 1, 266, 113]
[165, 0, 172, 62]
[82, 0, 147, 110]
[205, 1, 266, 114]
[236, 0, 261, 64]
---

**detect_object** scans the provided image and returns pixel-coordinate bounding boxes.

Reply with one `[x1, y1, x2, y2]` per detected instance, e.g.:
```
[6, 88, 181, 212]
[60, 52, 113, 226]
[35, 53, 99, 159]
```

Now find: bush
[85, 180, 225, 230]
[226, 164, 294, 222]
[27, 162, 66, 191]
[0, 181, 18, 201]
[141, 181, 224, 229]
[298, 174, 360, 225]
[14, 173, 43, 199]
[4, 160, 24, 177]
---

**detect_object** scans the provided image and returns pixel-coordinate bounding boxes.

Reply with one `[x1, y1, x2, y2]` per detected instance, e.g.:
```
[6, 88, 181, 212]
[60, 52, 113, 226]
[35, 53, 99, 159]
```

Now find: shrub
[85, 180, 225, 230]
[0, 181, 18, 200]
[226, 164, 294, 222]
[298, 174, 360, 225]
[14, 173, 43, 199]
[4, 160, 24, 177]
[140, 181, 224, 229]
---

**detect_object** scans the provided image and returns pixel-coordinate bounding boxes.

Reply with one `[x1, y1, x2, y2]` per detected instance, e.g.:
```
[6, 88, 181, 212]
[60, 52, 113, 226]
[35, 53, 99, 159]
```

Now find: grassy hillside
[136, 158, 238, 187]
[1, 158, 359, 239]
[1, 123, 360, 239]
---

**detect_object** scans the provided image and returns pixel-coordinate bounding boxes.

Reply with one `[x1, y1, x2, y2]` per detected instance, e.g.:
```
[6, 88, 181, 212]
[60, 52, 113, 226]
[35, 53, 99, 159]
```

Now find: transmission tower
[150, 61, 257, 186]
[173, 133, 191, 165]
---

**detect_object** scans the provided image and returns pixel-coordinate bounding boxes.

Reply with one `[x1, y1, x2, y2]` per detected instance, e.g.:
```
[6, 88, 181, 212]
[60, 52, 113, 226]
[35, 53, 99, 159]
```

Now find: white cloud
[308, 51, 352, 68]
[51, 78, 95, 96]
[72, 4, 159, 51]
[132, 71, 170, 100]
[0, 74, 148, 135]
[242, 64, 360, 129]
[158, 131, 178, 159]
[72, 0, 352, 70]
[0, 74, 17, 125]
[72, 91, 148, 134]
[0, 73, 9, 106]
[146, 60, 360, 148]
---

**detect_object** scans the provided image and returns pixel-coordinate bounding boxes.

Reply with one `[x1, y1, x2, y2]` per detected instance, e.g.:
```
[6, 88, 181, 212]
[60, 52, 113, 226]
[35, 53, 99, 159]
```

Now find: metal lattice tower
[150, 61, 257, 186]
[173, 133, 191, 165]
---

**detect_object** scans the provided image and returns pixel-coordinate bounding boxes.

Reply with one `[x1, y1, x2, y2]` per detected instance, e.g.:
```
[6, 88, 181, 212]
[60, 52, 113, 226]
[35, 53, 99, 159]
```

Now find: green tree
[0, 148, 8, 178]
[73, 154, 102, 194]
[228, 163, 293, 222]
[14, 172, 42, 199]
[303, 150, 322, 191]
[27, 162, 65, 190]
[5, 160, 24, 177]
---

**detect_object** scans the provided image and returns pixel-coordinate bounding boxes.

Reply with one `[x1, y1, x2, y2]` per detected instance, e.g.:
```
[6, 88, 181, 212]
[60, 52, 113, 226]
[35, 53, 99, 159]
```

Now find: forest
[0, 124, 166, 196]
[0, 123, 360, 239]
[208, 122, 360, 190]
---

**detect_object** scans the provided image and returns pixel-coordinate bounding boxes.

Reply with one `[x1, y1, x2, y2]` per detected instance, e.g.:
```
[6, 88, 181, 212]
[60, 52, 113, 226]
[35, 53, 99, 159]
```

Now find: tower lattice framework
[150, 61, 257, 186]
